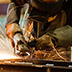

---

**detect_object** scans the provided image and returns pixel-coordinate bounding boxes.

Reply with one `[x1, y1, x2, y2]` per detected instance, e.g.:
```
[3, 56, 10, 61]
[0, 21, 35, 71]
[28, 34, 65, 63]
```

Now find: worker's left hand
[35, 34, 56, 50]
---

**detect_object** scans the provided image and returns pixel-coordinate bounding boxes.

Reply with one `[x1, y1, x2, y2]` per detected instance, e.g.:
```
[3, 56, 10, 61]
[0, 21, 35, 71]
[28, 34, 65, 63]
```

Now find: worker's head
[29, 0, 65, 23]
[30, 0, 64, 16]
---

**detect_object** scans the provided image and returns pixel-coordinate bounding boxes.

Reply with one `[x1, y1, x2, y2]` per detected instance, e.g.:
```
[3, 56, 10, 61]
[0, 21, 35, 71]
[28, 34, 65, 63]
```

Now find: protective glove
[6, 23, 30, 55]
[6, 23, 22, 47]
[35, 34, 57, 50]
[13, 33, 29, 52]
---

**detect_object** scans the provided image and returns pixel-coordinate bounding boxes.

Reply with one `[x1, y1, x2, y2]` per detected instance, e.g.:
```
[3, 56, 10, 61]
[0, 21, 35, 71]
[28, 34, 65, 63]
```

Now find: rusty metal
[0, 62, 46, 72]
[0, 58, 72, 72]
[0, 58, 72, 68]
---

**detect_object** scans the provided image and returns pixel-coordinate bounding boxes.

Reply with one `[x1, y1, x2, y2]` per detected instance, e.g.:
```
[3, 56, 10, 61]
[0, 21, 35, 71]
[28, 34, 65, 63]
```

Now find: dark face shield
[29, 0, 64, 24]
[30, 0, 64, 16]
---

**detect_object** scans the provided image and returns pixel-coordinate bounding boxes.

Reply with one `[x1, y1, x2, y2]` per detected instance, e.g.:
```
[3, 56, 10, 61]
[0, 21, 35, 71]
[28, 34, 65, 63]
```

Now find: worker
[6, 0, 72, 55]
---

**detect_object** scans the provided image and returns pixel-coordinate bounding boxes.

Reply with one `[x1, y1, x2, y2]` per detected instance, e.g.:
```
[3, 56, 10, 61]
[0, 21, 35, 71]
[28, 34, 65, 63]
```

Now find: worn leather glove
[6, 23, 30, 55]
[6, 23, 22, 47]
[35, 34, 57, 50]
[13, 33, 29, 52]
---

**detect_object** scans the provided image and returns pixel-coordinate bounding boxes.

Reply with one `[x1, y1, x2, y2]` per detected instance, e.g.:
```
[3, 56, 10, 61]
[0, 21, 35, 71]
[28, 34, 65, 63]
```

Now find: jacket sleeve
[47, 25, 72, 47]
[5, 0, 25, 26]
[5, 0, 27, 39]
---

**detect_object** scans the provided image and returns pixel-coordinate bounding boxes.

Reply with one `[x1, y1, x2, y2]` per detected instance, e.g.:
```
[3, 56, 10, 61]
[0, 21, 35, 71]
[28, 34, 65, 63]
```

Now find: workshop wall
[0, 0, 10, 14]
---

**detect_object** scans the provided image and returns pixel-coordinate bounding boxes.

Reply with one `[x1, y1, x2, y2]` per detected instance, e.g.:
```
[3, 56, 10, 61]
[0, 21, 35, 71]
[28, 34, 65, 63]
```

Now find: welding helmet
[30, 0, 64, 17]
[29, 0, 65, 23]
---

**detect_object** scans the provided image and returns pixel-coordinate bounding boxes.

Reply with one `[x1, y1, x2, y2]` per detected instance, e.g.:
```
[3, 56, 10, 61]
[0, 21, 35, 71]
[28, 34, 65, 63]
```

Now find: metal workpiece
[0, 64, 46, 72]
[0, 58, 72, 72]
[0, 61, 72, 72]
[0, 59, 45, 72]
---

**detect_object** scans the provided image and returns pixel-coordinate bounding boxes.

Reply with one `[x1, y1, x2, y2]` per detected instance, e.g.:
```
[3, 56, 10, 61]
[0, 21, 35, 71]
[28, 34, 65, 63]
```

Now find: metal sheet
[0, 58, 72, 69]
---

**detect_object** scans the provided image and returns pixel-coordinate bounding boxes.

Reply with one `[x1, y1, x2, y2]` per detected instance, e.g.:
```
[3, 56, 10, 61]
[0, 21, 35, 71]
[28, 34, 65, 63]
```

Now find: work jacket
[6, 0, 72, 47]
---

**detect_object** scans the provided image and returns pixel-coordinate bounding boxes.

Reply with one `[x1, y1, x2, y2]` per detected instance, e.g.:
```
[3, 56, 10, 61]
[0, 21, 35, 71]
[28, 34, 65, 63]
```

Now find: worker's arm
[6, 0, 30, 55]
[6, 0, 25, 39]
[35, 25, 72, 51]
[48, 25, 72, 47]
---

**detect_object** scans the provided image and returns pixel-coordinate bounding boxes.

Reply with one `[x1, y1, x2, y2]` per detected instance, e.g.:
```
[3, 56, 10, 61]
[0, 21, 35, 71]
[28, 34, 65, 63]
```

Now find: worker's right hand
[13, 33, 29, 52]
[6, 23, 29, 55]
[6, 23, 22, 47]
